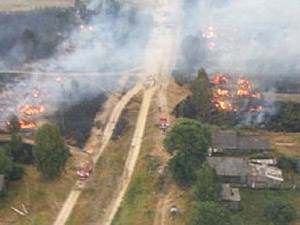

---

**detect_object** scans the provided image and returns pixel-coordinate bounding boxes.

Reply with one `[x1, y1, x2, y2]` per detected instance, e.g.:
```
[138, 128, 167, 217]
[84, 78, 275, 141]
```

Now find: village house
[220, 184, 241, 211]
[207, 157, 284, 188]
[209, 130, 270, 156]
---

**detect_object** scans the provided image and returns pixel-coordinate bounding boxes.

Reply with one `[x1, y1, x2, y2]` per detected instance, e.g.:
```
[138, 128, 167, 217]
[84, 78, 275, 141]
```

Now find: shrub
[264, 200, 296, 225]
[6, 164, 25, 181]
[277, 154, 297, 172]
[193, 164, 221, 202]
[189, 202, 232, 225]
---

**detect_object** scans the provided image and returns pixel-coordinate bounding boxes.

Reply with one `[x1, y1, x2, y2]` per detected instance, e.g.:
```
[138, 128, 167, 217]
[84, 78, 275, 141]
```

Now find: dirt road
[53, 83, 142, 225]
[0, 0, 75, 11]
[100, 0, 182, 224]
[100, 85, 156, 225]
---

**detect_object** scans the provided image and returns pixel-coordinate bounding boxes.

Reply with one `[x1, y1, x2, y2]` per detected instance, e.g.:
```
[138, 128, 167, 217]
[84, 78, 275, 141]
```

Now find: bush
[277, 154, 297, 172]
[189, 202, 232, 225]
[193, 164, 221, 202]
[6, 164, 25, 181]
[264, 200, 296, 224]
[168, 152, 197, 186]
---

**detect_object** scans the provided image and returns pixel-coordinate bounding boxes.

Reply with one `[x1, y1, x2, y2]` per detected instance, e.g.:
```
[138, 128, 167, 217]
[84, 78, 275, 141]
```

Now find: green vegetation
[164, 118, 209, 157]
[33, 123, 69, 179]
[264, 200, 296, 225]
[193, 164, 221, 202]
[231, 189, 300, 225]
[164, 118, 209, 186]
[190, 68, 212, 121]
[277, 154, 298, 173]
[189, 202, 232, 225]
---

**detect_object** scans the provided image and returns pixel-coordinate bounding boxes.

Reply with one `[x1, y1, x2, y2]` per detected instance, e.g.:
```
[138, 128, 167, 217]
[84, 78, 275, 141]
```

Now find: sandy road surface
[0, 0, 75, 11]
[52, 82, 142, 225]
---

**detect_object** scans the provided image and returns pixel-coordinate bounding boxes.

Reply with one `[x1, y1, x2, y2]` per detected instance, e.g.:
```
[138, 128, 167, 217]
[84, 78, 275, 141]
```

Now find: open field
[0, 164, 76, 225]
[0, 0, 75, 11]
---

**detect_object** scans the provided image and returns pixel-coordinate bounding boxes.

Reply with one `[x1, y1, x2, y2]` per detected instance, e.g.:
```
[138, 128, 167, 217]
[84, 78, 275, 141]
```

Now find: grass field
[0, 164, 76, 225]
[232, 188, 300, 225]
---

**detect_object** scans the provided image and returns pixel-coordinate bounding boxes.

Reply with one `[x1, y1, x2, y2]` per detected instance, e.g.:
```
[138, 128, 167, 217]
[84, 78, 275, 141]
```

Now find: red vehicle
[76, 162, 93, 180]
[159, 113, 169, 130]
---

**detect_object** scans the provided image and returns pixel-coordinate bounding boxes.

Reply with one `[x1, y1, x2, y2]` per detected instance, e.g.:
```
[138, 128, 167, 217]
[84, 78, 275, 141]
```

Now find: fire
[214, 100, 235, 111]
[236, 88, 250, 97]
[19, 104, 45, 116]
[252, 92, 261, 98]
[249, 105, 264, 112]
[210, 74, 229, 85]
[214, 88, 230, 97]
[202, 26, 217, 39]
[32, 90, 39, 98]
[56, 76, 62, 82]
[237, 78, 252, 89]
[208, 42, 216, 50]
[18, 119, 36, 130]
[210, 73, 264, 113]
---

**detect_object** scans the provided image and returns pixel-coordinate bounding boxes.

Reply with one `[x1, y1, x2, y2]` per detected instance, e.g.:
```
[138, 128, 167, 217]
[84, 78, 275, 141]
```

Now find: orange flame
[18, 119, 36, 129]
[32, 90, 39, 98]
[210, 74, 229, 85]
[214, 88, 230, 97]
[19, 104, 45, 116]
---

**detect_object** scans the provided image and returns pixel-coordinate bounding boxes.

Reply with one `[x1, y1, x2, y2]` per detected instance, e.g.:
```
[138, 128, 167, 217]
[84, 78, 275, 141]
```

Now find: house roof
[220, 184, 241, 202]
[207, 157, 250, 176]
[211, 130, 236, 149]
[211, 130, 270, 151]
[0, 174, 5, 191]
[236, 135, 270, 150]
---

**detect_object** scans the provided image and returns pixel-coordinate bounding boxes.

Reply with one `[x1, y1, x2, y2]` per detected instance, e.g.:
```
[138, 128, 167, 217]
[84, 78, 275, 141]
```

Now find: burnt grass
[111, 108, 129, 140]
[53, 93, 107, 148]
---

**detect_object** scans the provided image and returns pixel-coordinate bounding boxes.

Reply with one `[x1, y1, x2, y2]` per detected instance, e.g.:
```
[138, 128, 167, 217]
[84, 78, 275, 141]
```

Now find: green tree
[0, 148, 11, 175]
[264, 200, 296, 225]
[193, 164, 221, 202]
[190, 68, 212, 121]
[164, 118, 209, 158]
[33, 124, 69, 179]
[6, 115, 20, 133]
[189, 202, 232, 225]
[168, 152, 197, 186]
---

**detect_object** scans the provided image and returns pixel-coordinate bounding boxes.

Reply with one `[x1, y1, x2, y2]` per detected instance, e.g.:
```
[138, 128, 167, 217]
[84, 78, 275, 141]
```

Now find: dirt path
[52, 83, 142, 225]
[100, 85, 156, 225]
[0, 0, 75, 11]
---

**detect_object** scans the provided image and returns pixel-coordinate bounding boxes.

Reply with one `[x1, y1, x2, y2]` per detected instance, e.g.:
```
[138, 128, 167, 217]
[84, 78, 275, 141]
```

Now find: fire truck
[159, 113, 169, 130]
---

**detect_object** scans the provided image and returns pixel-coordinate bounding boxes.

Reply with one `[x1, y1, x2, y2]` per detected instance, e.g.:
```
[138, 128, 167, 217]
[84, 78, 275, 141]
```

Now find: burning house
[210, 73, 264, 113]
[209, 130, 270, 156]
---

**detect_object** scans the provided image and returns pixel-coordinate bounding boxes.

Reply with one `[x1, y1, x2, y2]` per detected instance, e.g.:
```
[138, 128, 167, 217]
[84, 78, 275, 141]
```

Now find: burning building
[210, 73, 264, 113]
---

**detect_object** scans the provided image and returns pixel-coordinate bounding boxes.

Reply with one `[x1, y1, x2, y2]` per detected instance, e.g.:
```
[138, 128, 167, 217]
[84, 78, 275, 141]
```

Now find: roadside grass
[0, 164, 76, 225]
[66, 93, 142, 225]
[231, 188, 300, 225]
[111, 100, 161, 225]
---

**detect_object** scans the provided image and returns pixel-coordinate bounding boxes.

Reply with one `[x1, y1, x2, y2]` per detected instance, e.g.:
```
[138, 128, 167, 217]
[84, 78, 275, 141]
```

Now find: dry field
[0, 0, 75, 11]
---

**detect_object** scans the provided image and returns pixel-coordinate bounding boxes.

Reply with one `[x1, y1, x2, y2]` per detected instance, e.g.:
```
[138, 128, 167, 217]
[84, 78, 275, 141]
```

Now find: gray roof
[211, 130, 236, 149]
[211, 130, 270, 150]
[0, 174, 4, 191]
[207, 157, 250, 176]
[236, 136, 270, 150]
[220, 184, 241, 202]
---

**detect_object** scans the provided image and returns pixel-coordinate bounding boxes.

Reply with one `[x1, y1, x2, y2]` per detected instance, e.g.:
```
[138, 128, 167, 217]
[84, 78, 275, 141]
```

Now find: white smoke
[183, 0, 300, 76]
